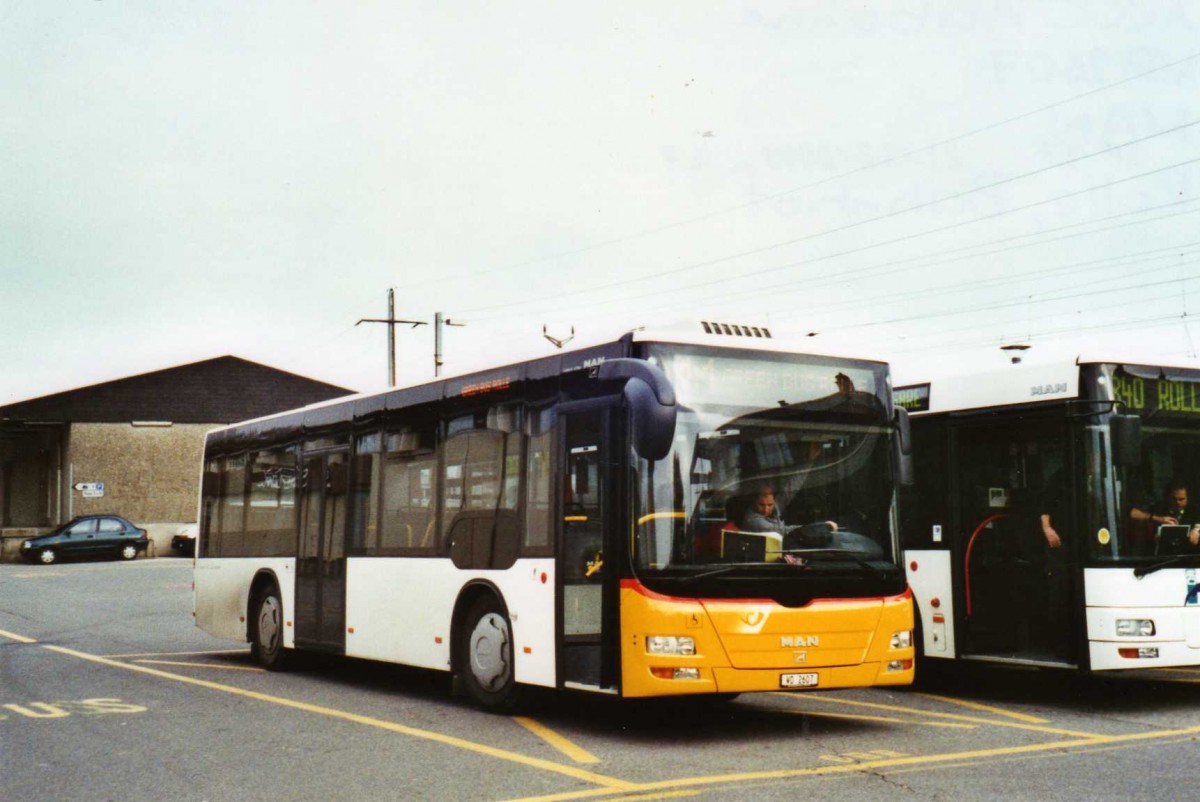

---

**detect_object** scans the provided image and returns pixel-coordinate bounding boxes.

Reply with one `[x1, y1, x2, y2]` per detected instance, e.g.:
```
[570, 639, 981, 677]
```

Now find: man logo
[780, 635, 819, 648]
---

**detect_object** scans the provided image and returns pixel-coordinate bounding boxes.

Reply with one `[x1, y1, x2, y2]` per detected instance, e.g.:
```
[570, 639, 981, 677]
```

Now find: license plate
[780, 672, 819, 688]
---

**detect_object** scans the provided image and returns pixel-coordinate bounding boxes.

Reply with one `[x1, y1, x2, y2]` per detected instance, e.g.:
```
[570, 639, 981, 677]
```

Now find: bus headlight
[890, 630, 912, 649]
[1116, 619, 1156, 637]
[647, 636, 696, 656]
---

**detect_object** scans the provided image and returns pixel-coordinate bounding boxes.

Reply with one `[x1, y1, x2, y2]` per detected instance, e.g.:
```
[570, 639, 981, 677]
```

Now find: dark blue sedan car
[19, 515, 149, 565]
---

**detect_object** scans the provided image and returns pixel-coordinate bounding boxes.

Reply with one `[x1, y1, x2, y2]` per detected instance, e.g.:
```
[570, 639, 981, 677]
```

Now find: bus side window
[246, 446, 298, 557]
[220, 454, 247, 557]
[381, 425, 438, 555]
[524, 406, 555, 556]
[349, 433, 380, 555]
[441, 405, 524, 569]
[201, 459, 222, 557]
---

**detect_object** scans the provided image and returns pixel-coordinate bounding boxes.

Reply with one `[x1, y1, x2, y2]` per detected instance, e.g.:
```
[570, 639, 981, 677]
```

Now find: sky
[3, 2, 1199, 404]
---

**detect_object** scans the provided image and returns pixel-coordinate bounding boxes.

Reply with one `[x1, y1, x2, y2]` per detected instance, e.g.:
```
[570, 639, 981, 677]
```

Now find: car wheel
[36, 547, 58, 565]
[458, 595, 523, 712]
[119, 543, 139, 561]
[250, 585, 293, 671]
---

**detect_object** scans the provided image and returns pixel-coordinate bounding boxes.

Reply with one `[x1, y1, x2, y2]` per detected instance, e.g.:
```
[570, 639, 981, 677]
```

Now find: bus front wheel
[459, 595, 523, 712]
[250, 585, 293, 671]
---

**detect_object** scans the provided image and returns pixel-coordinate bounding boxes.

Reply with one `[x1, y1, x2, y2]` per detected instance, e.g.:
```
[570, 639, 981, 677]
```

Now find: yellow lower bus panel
[619, 579, 914, 697]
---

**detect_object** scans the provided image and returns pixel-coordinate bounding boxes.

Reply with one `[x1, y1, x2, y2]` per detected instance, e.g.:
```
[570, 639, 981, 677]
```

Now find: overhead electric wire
[397, 49, 1200, 292]
[459, 124, 1200, 321]
[808, 245, 1200, 320]
[661, 205, 1200, 319]
[577, 251, 1200, 347]
[508, 196, 1200, 328]
[864, 268, 1200, 353]
[469, 153, 1200, 326]
[889, 293, 1200, 360]
[818, 263, 1200, 334]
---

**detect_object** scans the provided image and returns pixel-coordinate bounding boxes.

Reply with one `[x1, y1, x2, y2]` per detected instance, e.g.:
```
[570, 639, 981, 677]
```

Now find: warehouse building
[0, 356, 353, 561]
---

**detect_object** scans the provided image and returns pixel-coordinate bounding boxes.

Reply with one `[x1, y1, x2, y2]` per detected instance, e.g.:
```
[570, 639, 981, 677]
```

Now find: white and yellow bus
[194, 322, 915, 710]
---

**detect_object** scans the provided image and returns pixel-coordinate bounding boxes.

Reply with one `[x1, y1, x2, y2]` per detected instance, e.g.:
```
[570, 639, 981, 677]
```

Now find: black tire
[249, 585, 293, 671]
[119, 543, 139, 561]
[458, 595, 523, 712]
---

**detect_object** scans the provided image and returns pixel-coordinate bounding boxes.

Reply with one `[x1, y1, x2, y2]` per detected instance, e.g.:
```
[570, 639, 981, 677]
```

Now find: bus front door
[560, 406, 618, 691]
[952, 418, 1076, 667]
[296, 449, 348, 652]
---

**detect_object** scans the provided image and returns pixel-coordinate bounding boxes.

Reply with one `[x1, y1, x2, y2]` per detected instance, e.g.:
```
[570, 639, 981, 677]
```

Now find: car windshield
[632, 344, 897, 576]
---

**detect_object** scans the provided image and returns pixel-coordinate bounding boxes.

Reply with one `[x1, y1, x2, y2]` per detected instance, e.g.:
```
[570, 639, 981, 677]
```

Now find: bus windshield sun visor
[597, 358, 678, 461]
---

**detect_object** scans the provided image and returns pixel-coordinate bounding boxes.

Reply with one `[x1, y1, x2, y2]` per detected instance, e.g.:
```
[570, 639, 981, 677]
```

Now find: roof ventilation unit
[700, 321, 772, 338]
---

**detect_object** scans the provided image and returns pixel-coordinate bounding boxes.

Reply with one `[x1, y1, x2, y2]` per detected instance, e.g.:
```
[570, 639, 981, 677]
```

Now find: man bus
[194, 321, 914, 710]
[897, 349, 1200, 674]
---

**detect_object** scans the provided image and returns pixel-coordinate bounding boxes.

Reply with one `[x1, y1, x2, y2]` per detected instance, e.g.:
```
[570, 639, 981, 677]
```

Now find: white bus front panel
[1084, 567, 1200, 670]
[904, 549, 957, 659]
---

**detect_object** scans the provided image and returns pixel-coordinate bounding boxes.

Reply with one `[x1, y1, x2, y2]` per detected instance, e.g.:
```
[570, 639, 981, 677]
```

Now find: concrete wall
[62, 422, 215, 556]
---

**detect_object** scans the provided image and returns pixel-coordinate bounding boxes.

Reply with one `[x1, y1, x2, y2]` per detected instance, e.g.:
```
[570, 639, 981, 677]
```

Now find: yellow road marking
[39, 643, 635, 791]
[503, 723, 1200, 801]
[12, 624, 1200, 801]
[778, 709, 974, 729]
[580, 792, 697, 801]
[505, 790, 699, 802]
[134, 659, 265, 672]
[774, 692, 1100, 738]
[104, 649, 248, 659]
[513, 717, 601, 764]
[915, 692, 1048, 723]
[0, 629, 38, 644]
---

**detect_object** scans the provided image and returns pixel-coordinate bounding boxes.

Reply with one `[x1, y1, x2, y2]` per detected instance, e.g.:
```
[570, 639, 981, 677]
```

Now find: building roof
[0, 356, 354, 424]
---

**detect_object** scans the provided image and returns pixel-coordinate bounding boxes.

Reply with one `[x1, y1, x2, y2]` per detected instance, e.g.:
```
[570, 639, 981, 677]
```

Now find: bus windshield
[633, 344, 896, 576]
[1108, 364, 1200, 559]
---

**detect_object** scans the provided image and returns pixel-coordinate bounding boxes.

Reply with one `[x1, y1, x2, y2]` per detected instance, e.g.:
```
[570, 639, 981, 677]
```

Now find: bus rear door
[296, 448, 348, 652]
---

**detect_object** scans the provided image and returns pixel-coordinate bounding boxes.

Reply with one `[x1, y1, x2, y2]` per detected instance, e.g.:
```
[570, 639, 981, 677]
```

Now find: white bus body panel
[194, 558, 296, 648]
[1084, 567, 1200, 670]
[344, 557, 557, 688]
[904, 549, 957, 659]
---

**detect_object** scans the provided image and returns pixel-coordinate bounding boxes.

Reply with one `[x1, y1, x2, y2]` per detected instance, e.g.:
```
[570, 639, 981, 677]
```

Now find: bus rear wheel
[250, 585, 293, 671]
[459, 596, 523, 712]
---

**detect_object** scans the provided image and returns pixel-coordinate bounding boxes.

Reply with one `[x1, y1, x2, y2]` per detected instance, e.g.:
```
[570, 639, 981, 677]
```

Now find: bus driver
[1131, 481, 1200, 547]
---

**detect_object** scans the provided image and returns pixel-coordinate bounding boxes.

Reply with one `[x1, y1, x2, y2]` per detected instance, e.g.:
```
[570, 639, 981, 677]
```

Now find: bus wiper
[783, 548, 889, 579]
[1134, 554, 1200, 578]
[676, 564, 758, 582]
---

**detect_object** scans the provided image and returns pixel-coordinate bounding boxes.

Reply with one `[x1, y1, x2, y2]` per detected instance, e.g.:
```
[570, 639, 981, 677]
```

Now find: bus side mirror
[597, 359, 678, 461]
[1111, 414, 1142, 466]
[894, 406, 915, 487]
